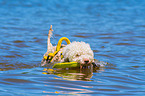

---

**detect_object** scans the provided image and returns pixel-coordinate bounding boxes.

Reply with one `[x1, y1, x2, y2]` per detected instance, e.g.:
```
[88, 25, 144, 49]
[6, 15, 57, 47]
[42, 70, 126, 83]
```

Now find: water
[0, 0, 145, 95]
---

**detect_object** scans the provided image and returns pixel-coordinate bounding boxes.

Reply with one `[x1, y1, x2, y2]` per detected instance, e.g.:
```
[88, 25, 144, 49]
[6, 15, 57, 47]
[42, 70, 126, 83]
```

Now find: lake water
[0, 0, 145, 95]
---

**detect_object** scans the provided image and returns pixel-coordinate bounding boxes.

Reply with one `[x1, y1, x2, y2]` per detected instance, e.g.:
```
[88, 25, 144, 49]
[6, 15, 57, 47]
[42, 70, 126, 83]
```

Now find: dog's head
[63, 41, 94, 65]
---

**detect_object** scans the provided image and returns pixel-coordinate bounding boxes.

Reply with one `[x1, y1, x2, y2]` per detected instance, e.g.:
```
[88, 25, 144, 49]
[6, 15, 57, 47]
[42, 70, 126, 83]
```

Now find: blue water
[0, 0, 145, 95]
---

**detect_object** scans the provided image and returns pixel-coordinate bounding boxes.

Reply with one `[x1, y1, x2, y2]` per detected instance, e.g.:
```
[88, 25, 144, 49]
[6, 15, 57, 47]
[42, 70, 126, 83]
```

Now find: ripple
[99, 33, 115, 35]
[73, 35, 93, 38]
[54, 34, 61, 37]
[111, 85, 135, 90]
[3, 55, 15, 58]
[115, 43, 136, 46]
[15, 43, 30, 48]
[104, 75, 143, 85]
[0, 81, 13, 85]
[41, 78, 95, 95]
[13, 40, 24, 43]
[93, 50, 99, 53]
[97, 88, 118, 92]
[0, 62, 36, 71]
[3, 78, 35, 83]
[97, 54, 113, 58]
[133, 36, 145, 38]
[99, 37, 117, 39]
[0, 62, 7, 65]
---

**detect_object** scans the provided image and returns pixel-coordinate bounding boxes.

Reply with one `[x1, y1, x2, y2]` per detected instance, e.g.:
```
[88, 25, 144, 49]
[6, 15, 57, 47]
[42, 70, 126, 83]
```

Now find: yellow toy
[53, 62, 79, 68]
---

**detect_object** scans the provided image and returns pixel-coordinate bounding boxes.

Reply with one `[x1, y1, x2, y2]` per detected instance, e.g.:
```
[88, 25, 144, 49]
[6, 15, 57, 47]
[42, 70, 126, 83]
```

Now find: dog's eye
[76, 54, 80, 57]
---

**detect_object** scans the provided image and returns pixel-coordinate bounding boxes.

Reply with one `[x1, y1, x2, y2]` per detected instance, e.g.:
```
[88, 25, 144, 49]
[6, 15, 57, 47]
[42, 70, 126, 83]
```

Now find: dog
[62, 41, 94, 66]
[41, 25, 100, 69]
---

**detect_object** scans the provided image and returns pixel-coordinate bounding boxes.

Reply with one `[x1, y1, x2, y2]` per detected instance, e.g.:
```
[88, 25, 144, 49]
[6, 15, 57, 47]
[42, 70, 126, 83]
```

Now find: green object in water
[53, 62, 79, 68]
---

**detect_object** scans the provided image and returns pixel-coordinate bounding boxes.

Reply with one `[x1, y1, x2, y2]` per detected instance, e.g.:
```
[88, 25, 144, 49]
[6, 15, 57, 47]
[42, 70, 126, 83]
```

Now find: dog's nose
[84, 61, 89, 64]
[84, 59, 89, 64]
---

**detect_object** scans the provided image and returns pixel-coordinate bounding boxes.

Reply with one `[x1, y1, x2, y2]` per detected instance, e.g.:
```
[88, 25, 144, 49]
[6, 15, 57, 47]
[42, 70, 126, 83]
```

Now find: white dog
[62, 41, 94, 65]
[41, 25, 97, 68]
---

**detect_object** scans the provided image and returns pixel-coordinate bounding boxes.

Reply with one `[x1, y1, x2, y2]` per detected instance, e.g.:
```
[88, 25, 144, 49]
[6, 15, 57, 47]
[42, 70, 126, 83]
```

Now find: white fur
[62, 41, 94, 64]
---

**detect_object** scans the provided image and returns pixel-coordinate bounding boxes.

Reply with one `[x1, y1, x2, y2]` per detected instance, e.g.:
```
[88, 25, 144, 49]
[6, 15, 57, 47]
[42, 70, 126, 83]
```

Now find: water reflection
[41, 65, 106, 95]
[42, 64, 105, 81]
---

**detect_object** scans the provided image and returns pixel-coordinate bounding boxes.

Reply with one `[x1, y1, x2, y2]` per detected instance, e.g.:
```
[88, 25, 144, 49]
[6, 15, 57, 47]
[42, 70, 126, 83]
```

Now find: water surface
[0, 0, 145, 95]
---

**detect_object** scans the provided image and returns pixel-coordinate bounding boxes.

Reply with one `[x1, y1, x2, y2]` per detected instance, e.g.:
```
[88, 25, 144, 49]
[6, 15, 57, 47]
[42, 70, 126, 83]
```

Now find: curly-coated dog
[62, 41, 94, 65]
[41, 25, 98, 68]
